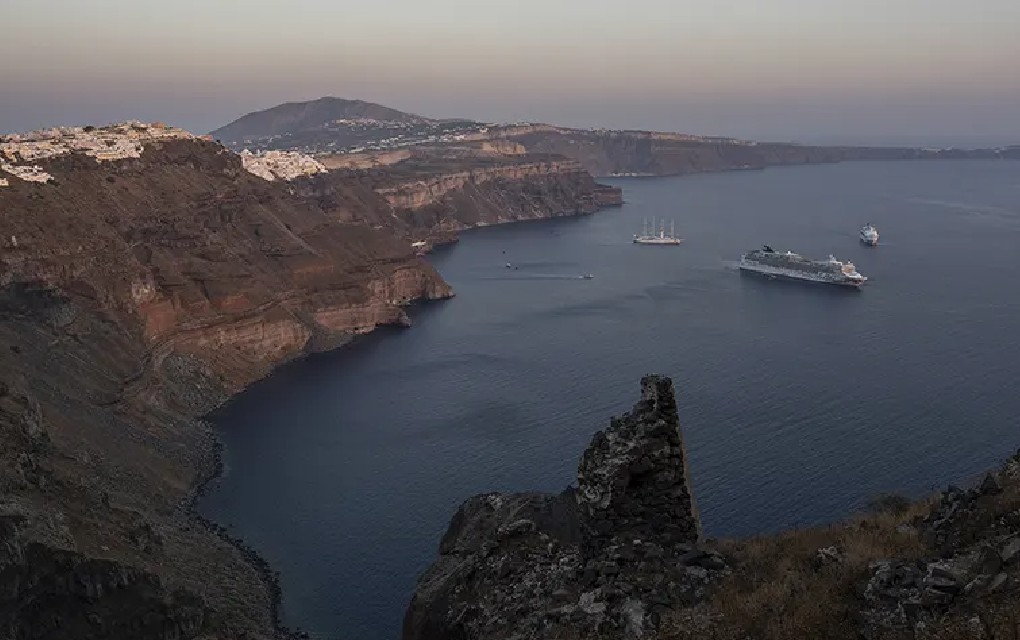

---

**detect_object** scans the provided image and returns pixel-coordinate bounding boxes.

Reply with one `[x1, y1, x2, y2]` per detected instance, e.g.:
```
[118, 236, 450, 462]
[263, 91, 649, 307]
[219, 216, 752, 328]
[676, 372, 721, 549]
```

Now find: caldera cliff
[405, 376, 1020, 640]
[504, 128, 1009, 177]
[295, 153, 622, 245]
[0, 134, 622, 638]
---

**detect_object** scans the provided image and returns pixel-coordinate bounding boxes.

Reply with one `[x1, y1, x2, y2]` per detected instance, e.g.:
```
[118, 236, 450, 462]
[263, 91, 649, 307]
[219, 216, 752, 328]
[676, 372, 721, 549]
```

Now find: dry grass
[659, 468, 1020, 640]
[551, 463, 1020, 640]
[660, 500, 933, 640]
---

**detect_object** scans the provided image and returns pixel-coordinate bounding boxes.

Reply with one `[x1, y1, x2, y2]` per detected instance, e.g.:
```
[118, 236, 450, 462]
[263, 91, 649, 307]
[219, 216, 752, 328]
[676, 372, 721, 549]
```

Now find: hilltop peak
[210, 97, 436, 144]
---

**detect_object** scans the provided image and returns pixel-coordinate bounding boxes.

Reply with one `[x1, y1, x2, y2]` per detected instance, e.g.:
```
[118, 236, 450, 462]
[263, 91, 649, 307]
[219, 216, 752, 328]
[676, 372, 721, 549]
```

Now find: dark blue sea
[199, 160, 1020, 640]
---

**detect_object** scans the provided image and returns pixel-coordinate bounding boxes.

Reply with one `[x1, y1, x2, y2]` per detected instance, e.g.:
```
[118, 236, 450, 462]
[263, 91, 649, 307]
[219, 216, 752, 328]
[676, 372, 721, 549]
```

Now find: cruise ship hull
[633, 238, 682, 245]
[738, 263, 865, 288]
[860, 237, 879, 246]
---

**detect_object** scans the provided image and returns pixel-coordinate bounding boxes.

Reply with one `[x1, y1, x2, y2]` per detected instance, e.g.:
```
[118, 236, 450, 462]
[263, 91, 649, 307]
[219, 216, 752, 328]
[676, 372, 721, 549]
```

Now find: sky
[2, 0, 1019, 145]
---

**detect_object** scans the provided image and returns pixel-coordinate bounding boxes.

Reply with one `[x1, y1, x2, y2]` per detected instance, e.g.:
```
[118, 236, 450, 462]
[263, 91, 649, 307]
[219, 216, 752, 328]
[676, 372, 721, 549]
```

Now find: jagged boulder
[403, 376, 724, 640]
[577, 375, 700, 555]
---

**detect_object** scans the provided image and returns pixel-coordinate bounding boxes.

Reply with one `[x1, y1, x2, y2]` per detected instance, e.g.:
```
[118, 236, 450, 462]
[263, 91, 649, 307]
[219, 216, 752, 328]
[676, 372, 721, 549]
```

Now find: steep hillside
[0, 133, 625, 637]
[295, 154, 622, 244]
[211, 97, 431, 144]
[0, 139, 452, 638]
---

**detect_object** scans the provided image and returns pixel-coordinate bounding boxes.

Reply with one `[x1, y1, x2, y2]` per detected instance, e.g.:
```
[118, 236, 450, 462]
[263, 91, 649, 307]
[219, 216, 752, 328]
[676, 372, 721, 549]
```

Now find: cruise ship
[739, 246, 868, 288]
[634, 218, 682, 245]
[860, 223, 879, 246]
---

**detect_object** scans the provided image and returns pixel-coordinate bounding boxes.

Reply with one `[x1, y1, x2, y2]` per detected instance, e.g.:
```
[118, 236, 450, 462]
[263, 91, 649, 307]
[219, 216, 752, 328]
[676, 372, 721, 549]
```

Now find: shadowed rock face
[403, 376, 725, 640]
[0, 140, 455, 638]
[407, 373, 1020, 640]
[578, 376, 700, 556]
[0, 514, 206, 640]
[0, 136, 628, 637]
[0, 134, 627, 636]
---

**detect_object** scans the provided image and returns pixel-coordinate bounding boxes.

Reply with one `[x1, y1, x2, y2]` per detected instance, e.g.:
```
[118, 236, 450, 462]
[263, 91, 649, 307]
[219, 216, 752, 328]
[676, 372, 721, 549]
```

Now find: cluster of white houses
[0, 120, 329, 187]
[238, 149, 327, 181]
[0, 121, 204, 186]
[0, 163, 53, 183]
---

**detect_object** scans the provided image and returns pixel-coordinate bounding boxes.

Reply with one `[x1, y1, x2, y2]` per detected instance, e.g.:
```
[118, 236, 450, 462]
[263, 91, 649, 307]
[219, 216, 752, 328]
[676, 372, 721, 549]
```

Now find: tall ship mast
[738, 245, 868, 288]
[633, 216, 682, 245]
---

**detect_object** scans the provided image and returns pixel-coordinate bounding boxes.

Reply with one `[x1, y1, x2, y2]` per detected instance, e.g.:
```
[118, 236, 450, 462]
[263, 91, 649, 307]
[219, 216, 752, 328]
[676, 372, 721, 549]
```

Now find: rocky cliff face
[0, 134, 626, 637]
[294, 154, 622, 242]
[0, 139, 452, 638]
[406, 376, 1020, 640]
[403, 376, 729, 640]
[0, 139, 451, 380]
[508, 129, 1005, 177]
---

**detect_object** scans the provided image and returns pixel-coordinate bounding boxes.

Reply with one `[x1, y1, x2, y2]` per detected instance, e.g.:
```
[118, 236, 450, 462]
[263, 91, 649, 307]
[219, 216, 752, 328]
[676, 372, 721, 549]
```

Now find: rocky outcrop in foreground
[405, 377, 1020, 640]
[403, 376, 729, 640]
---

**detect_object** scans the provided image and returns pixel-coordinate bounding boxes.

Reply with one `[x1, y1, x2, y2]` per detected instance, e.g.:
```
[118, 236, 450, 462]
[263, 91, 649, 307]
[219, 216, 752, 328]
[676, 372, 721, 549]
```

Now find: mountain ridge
[210, 96, 437, 143]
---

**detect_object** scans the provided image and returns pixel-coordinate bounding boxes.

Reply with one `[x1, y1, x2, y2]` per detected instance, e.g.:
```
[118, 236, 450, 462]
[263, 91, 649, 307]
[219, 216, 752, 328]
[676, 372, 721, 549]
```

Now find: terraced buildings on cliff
[1, 121, 205, 185]
[238, 148, 328, 181]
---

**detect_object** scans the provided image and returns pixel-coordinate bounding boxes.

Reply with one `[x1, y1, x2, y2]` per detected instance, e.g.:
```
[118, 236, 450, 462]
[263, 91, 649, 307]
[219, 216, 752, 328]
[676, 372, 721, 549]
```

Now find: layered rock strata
[0, 139, 452, 638]
[295, 154, 622, 243]
[0, 134, 625, 637]
[507, 129, 1007, 177]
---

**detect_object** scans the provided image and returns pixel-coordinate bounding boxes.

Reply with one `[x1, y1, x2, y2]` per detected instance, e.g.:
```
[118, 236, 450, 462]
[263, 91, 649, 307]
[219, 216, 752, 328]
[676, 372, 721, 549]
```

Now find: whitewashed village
[0, 121, 327, 185]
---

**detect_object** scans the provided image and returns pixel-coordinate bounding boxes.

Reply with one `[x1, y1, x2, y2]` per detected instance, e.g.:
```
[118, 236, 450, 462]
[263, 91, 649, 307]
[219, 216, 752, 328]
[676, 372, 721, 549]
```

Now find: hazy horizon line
[5, 99, 1018, 151]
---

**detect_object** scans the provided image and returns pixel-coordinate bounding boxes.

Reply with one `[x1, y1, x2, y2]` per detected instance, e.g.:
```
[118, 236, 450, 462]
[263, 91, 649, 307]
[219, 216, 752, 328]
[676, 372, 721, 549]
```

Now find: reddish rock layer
[0, 138, 621, 638]
[0, 140, 451, 638]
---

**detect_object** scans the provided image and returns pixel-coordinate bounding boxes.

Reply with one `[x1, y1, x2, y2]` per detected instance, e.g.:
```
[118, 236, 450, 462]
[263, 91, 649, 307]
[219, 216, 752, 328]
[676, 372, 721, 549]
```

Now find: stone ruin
[403, 375, 725, 640]
[577, 375, 700, 556]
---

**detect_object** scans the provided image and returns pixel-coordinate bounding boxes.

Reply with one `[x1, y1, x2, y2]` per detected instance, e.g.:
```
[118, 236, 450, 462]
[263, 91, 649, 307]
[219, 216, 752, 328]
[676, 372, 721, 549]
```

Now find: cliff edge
[403, 376, 727, 640]
[405, 377, 1020, 640]
[0, 138, 452, 638]
[0, 132, 624, 638]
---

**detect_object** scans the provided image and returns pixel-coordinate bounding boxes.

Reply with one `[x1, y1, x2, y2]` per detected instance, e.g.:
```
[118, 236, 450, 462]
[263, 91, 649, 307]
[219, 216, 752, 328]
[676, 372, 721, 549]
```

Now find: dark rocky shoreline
[184, 427, 298, 639]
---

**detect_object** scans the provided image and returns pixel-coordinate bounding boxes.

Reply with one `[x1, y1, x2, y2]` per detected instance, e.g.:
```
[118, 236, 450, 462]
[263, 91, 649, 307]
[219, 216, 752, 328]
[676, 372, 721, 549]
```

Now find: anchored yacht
[634, 217, 682, 245]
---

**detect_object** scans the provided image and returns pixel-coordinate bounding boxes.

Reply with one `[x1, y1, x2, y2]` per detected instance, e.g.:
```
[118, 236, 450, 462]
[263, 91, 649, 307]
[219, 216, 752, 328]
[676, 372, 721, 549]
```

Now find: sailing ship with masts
[633, 217, 682, 245]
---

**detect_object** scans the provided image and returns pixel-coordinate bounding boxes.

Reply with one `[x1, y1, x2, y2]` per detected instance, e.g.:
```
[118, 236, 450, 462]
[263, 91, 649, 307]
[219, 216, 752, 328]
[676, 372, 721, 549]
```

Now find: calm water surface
[200, 160, 1020, 640]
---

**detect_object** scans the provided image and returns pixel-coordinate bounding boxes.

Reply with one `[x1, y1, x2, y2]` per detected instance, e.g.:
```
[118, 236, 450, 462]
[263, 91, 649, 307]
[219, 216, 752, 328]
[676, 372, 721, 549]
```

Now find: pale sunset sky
[2, 0, 1018, 144]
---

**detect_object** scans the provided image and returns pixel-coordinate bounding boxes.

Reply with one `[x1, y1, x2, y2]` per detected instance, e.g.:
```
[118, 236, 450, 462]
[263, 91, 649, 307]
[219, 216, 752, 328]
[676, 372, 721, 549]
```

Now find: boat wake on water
[485, 272, 595, 281]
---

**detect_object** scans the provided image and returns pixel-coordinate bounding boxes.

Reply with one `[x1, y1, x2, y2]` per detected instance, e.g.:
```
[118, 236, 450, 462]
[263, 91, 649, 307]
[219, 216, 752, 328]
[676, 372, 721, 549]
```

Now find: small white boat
[860, 223, 879, 246]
